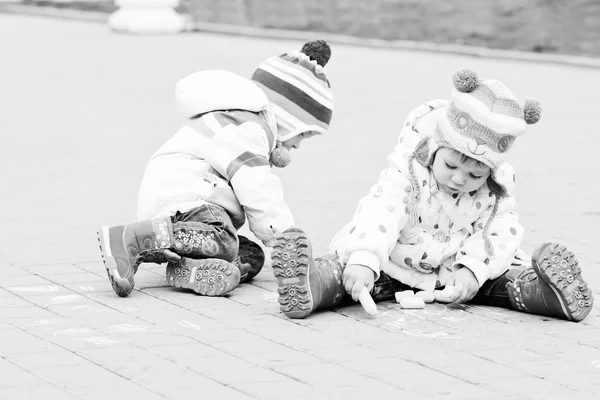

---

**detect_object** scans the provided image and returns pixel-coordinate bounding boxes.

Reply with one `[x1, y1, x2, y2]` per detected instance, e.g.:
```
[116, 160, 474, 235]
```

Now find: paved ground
[1, 13, 600, 400]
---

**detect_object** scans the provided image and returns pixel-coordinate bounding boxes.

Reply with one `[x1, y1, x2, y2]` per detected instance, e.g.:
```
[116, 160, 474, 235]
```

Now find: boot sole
[271, 229, 313, 319]
[97, 227, 133, 298]
[532, 242, 594, 322]
[166, 259, 239, 296]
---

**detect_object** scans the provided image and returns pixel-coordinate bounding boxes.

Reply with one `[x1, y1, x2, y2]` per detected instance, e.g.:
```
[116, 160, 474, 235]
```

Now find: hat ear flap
[413, 137, 432, 166]
[487, 162, 515, 197]
[486, 176, 507, 197]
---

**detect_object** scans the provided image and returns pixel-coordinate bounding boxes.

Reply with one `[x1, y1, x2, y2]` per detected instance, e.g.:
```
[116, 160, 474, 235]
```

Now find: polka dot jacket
[329, 101, 525, 290]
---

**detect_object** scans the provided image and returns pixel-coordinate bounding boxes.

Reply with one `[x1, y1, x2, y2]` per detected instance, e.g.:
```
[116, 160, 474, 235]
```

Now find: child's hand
[450, 267, 480, 304]
[342, 264, 376, 301]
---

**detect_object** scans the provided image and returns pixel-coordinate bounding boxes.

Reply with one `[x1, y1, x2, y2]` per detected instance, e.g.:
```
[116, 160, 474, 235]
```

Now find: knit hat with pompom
[410, 68, 542, 256]
[416, 68, 542, 174]
[251, 39, 334, 142]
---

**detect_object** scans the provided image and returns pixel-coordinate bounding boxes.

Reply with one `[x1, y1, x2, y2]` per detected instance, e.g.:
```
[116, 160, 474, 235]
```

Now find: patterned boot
[506, 242, 594, 322]
[165, 258, 240, 296]
[272, 228, 346, 319]
[98, 217, 178, 297]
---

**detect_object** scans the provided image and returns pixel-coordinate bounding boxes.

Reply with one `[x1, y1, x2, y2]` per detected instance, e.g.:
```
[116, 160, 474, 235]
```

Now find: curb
[2, 3, 600, 70]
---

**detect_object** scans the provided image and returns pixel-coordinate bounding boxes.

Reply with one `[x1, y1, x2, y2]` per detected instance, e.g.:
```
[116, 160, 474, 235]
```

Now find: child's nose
[452, 173, 466, 185]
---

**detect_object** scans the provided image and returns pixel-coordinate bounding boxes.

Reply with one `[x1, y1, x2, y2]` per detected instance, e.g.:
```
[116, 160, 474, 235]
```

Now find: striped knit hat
[251, 40, 334, 142]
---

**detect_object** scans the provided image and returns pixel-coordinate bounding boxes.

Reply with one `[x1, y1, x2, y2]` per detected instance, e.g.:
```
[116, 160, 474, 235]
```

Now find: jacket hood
[176, 70, 272, 118]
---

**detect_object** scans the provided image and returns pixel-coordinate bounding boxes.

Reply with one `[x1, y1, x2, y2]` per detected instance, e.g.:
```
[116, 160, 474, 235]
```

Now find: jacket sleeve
[454, 195, 524, 287]
[201, 115, 294, 246]
[344, 147, 416, 280]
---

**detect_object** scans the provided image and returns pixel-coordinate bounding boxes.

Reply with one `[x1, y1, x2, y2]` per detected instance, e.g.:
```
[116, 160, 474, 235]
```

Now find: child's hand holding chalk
[358, 287, 378, 316]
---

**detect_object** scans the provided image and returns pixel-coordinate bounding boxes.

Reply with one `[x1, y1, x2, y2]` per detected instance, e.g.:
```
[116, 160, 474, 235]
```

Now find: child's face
[431, 148, 491, 195]
[280, 131, 318, 150]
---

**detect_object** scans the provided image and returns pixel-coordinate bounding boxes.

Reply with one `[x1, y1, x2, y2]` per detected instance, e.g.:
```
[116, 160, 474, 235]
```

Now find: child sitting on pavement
[98, 40, 334, 298]
[272, 68, 594, 322]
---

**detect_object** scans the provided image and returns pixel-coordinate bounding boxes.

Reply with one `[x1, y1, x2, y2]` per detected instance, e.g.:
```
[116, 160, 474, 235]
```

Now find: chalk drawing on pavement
[8, 285, 60, 293]
[261, 292, 278, 302]
[27, 320, 59, 327]
[379, 304, 463, 339]
[468, 305, 505, 316]
[71, 304, 93, 311]
[78, 286, 95, 292]
[108, 324, 164, 333]
[53, 328, 94, 337]
[178, 320, 202, 330]
[44, 294, 81, 307]
[74, 337, 119, 345]
[403, 330, 461, 339]
[441, 316, 467, 323]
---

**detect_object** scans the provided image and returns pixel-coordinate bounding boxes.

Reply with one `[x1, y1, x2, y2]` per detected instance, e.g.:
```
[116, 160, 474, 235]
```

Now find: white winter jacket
[137, 70, 295, 246]
[330, 101, 525, 290]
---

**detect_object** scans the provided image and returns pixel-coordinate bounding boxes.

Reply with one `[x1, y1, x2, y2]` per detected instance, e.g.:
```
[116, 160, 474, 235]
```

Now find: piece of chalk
[415, 291, 435, 303]
[394, 290, 414, 303]
[358, 287, 378, 315]
[399, 296, 425, 309]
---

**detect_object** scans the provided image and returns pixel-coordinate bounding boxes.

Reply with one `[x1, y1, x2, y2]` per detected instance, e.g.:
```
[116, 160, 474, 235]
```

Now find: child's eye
[470, 174, 482, 179]
[445, 162, 456, 169]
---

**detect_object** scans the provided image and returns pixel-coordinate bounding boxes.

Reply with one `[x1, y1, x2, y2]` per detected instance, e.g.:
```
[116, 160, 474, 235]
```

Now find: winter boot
[165, 258, 240, 296]
[501, 243, 593, 322]
[238, 235, 265, 283]
[272, 228, 346, 319]
[98, 217, 183, 297]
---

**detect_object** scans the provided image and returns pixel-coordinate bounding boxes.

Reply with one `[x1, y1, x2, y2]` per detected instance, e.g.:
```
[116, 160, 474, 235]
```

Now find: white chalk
[358, 287, 378, 316]
[394, 290, 414, 303]
[415, 291, 435, 303]
[400, 296, 425, 309]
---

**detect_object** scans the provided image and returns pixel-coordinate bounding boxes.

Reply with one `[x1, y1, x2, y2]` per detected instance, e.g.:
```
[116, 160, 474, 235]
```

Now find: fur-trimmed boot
[98, 217, 179, 297]
[475, 243, 594, 322]
[165, 258, 240, 296]
[272, 228, 347, 319]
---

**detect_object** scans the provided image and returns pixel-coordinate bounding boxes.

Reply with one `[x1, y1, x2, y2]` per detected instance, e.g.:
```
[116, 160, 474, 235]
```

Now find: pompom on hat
[414, 68, 542, 196]
[251, 39, 334, 143]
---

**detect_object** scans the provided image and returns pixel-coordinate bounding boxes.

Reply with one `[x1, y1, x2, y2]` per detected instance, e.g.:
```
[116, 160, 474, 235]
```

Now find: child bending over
[98, 40, 334, 298]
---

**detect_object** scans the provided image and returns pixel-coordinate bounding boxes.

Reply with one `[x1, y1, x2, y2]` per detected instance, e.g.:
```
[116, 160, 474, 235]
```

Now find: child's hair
[448, 149, 489, 170]
[407, 147, 500, 257]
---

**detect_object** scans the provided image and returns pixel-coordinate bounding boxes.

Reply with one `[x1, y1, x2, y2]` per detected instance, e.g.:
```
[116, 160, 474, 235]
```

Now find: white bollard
[108, 0, 188, 34]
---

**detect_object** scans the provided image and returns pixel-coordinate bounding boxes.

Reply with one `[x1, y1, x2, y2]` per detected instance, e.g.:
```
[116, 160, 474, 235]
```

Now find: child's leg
[471, 242, 594, 322]
[169, 205, 239, 261]
[163, 205, 243, 296]
[237, 235, 265, 283]
[272, 228, 410, 318]
[98, 204, 239, 297]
